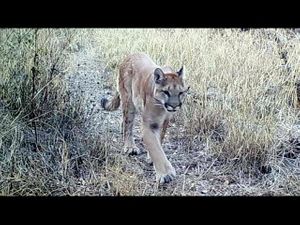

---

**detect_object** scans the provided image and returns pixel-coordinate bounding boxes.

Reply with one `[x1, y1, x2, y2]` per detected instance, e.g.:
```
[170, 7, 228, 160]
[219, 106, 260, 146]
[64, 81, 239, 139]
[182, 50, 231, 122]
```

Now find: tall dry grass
[0, 29, 109, 195]
[93, 28, 300, 170]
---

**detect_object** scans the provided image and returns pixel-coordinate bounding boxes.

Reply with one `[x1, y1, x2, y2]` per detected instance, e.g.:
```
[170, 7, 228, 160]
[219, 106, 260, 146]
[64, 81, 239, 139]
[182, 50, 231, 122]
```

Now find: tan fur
[101, 53, 189, 185]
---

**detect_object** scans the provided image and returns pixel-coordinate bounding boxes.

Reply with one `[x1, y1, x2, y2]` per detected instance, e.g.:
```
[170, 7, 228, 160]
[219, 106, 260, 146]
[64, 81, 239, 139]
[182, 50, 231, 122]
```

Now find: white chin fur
[166, 105, 174, 111]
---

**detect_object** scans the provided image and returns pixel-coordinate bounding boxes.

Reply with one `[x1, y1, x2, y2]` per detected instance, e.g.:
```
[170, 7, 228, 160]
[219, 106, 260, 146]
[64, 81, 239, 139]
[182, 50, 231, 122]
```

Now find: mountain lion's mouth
[167, 109, 176, 112]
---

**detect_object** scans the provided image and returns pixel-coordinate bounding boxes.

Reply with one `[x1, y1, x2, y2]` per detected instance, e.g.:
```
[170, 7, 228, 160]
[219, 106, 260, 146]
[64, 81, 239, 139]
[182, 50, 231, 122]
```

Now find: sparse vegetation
[0, 29, 109, 195]
[1, 28, 300, 195]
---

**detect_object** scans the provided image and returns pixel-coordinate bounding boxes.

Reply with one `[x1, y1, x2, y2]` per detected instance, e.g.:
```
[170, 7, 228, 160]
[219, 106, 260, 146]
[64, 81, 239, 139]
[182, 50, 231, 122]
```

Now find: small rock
[201, 189, 208, 194]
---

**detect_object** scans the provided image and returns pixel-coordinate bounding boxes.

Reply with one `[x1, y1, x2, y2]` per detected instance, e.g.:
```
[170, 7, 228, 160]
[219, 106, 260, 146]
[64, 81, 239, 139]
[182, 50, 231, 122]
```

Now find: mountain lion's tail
[101, 93, 121, 111]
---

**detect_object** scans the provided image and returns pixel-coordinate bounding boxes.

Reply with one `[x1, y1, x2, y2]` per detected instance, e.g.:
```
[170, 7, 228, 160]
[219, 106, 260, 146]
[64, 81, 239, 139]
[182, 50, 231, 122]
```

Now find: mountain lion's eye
[162, 91, 170, 97]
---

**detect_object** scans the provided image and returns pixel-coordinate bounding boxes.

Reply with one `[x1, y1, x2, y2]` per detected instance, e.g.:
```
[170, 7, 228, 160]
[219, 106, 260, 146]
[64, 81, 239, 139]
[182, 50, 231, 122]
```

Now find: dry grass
[0, 29, 110, 195]
[93, 29, 300, 167]
[2, 28, 300, 195]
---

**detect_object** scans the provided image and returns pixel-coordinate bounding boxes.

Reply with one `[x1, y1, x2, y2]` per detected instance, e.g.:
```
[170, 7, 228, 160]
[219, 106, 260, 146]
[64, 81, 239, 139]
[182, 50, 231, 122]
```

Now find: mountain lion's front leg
[142, 120, 176, 185]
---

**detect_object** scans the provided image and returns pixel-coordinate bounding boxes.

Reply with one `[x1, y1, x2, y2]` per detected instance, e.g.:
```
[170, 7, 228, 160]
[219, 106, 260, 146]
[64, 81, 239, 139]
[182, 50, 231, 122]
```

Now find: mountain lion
[101, 53, 189, 184]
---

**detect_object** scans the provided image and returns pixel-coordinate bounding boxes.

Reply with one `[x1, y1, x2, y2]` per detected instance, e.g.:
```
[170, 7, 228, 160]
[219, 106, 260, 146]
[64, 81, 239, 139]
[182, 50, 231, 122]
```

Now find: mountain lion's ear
[177, 66, 185, 77]
[154, 68, 165, 84]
